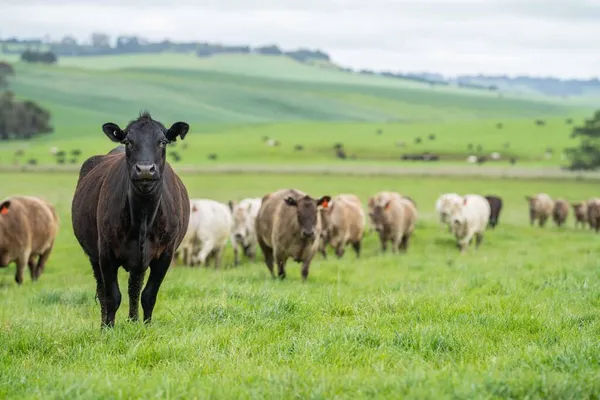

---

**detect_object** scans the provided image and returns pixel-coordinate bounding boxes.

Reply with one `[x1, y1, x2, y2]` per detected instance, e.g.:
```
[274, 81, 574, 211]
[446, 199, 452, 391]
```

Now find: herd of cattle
[0, 113, 597, 329]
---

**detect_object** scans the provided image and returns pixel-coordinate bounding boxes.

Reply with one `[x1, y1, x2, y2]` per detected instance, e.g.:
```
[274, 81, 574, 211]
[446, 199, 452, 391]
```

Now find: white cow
[178, 199, 233, 269]
[435, 193, 463, 232]
[450, 194, 491, 253]
[229, 197, 262, 265]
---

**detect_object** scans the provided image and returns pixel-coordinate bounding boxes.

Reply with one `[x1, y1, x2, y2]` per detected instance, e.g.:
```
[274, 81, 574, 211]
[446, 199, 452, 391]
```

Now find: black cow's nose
[134, 164, 157, 180]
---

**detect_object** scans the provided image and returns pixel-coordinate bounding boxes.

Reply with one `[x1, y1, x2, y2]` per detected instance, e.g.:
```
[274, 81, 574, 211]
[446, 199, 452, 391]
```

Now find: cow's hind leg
[91, 259, 107, 329]
[399, 234, 410, 252]
[142, 251, 172, 324]
[213, 247, 224, 269]
[15, 251, 30, 285]
[128, 270, 146, 322]
[257, 237, 275, 278]
[100, 254, 121, 328]
[275, 253, 287, 280]
[34, 245, 54, 280]
[28, 254, 38, 281]
[475, 232, 484, 249]
[352, 241, 361, 258]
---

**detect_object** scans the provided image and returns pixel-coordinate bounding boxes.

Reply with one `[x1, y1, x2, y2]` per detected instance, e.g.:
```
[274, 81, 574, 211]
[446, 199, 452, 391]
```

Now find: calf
[587, 198, 600, 232]
[178, 199, 233, 268]
[71, 111, 190, 328]
[450, 194, 491, 252]
[229, 197, 262, 265]
[255, 189, 330, 281]
[526, 193, 554, 227]
[552, 199, 569, 227]
[319, 194, 365, 259]
[369, 196, 418, 253]
[0, 195, 59, 284]
[367, 191, 403, 231]
[484, 195, 503, 229]
[435, 193, 463, 232]
[571, 201, 588, 228]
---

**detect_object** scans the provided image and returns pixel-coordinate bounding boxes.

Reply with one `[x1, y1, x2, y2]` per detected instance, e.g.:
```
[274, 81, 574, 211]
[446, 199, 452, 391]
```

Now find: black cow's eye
[122, 139, 132, 146]
[158, 140, 168, 149]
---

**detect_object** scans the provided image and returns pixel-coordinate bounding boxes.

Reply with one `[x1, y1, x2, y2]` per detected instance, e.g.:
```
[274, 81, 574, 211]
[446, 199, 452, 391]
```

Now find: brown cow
[571, 201, 588, 228]
[552, 199, 569, 227]
[255, 188, 330, 281]
[71, 111, 190, 328]
[369, 196, 418, 253]
[367, 191, 403, 231]
[525, 193, 553, 227]
[319, 194, 365, 259]
[587, 198, 600, 232]
[0, 195, 59, 284]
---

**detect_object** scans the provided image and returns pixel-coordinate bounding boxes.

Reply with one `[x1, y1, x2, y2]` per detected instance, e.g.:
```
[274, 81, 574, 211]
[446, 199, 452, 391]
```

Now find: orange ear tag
[322, 200, 329, 209]
[0, 207, 8, 215]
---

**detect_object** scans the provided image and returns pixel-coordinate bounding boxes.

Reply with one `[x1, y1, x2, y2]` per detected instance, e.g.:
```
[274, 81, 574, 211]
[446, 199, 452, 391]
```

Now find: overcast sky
[1, 0, 598, 79]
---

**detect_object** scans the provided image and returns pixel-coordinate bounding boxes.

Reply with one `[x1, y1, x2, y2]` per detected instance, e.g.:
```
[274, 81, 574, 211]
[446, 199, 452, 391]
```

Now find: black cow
[484, 195, 503, 229]
[71, 111, 190, 328]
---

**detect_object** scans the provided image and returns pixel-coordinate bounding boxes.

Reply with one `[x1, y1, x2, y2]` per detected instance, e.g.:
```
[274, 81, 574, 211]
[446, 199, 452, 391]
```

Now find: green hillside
[0, 53, 592, 168]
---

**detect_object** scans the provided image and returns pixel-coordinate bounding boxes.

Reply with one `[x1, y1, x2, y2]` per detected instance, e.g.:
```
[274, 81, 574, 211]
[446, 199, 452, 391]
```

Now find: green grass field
[2, 171, 600, 398]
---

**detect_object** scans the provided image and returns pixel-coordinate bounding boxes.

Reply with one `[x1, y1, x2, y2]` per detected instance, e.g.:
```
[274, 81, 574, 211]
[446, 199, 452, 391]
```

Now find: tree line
[0, 63, 53, 141]
[1, 34, 330, 64]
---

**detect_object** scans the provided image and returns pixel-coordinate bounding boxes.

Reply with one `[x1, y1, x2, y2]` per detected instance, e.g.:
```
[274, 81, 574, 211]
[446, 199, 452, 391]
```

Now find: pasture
[2, 171, 600, 398]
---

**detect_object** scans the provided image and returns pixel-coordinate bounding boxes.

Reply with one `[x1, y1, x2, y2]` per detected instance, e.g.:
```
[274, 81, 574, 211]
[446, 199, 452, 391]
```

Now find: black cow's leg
[91, 259, 107, 329]
[142, 252, 172, 324]
[101, 256, 121, 328]
[128, 270, 146, 322]
[258, 238, 275, 278]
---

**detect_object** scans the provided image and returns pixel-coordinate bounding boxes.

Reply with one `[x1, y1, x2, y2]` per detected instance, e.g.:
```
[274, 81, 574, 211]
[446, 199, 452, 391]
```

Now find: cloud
[0, 0, 598, 78]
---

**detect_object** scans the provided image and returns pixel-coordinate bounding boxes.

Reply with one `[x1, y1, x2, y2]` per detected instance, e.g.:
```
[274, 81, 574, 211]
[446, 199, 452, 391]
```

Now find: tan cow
[552, 199, 569, 227]
[525, 193, 554, 227]
[367, 191, 403, 231]
[319, 194, 365, 259]
[369, 196, 418, 253]
[255, 189, 330, 281]
[587, 198, 600, 232]
[0, 195, 60, 284]
[571, 201, 588, 229]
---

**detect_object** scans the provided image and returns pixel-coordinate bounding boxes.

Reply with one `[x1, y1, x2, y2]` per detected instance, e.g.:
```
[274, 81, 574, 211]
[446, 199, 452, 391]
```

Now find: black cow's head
[284, 194, 331, 239]
[102, 111, 189, 193]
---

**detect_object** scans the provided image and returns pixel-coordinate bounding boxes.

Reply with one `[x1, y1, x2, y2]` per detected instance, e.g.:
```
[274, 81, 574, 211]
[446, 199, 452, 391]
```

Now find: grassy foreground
[2, 171, 600, 398]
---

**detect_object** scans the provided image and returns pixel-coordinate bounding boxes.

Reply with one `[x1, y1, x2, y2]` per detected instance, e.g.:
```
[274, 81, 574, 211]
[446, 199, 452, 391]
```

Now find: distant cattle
[208, 153, 218, 160]
[571, 201, 588, 228]
[336, 148, 347, 159]
[294, 145, 304, 151]
[435, 193, 463, 232]
[229, 197, 262, 265]
[428, 134, 436, 141]
[369, 195, 418, 253]
[587, 198, 600, 232]
[255, 188, 330, 281]
[71, 111, 190, 328]
[319, 194, 365, 259]
[484, 195, 503, 229]
[450, 194, 491, 252]
[526, 193, 554, 227]
[368, 191, 403, 231]
[0, 195, 59, 284]
[552, 199, 569, 227]
[414, 137, 422, 144]
[177, 199, 233, 268]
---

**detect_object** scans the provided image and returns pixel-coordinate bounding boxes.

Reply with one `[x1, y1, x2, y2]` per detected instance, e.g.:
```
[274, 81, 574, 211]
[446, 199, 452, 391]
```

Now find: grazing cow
[319, 194, 365, 259]
[71, 111, 190, 328]
[177, 199, 233, 268]
[450, 194, 491, 253]
[571, 201, 588, 228]
[552, 199, 569, 227]
[0, 195, 59, 284]
[526, 193, 554, 227]
[435, 193, 463, 232]
[255, 189, 330, 281]
[484, 195, 503, 229]
[229, 198, 262, 265]
[369, 196, 418, 253]
[587, 198, 600, 232]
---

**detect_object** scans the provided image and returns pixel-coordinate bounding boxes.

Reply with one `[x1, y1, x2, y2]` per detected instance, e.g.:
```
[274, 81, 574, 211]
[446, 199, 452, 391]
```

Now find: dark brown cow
[71, 111, 190, 328]
[552, 199, 569, 227]
[484, 195, 503, 229]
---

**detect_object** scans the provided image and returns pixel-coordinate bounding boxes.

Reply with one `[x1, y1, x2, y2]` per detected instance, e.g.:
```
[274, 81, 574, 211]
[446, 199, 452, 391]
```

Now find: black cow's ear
[166, 122, 189, 142]
[0, 200, 11, 215]
[102, 123, 126, 143]
[284, 196, 297, 207]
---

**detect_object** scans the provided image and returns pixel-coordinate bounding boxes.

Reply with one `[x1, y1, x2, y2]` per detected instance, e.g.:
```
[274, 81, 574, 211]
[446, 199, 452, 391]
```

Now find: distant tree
[20, 50, 57, 64]
[254, 45, 282, 55]
[565, 110, 600, 170]
[91, 32, 111, 48]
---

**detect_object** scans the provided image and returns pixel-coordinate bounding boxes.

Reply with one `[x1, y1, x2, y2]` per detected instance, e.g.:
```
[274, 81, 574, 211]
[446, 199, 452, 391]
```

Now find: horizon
[1, 0, 598, 80]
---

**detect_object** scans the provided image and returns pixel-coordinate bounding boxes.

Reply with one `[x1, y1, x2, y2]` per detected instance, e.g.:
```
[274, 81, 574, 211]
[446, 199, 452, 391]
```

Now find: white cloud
[0, 0, 598, 78]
